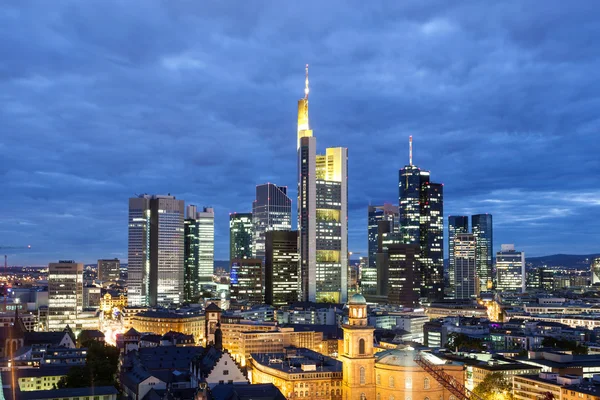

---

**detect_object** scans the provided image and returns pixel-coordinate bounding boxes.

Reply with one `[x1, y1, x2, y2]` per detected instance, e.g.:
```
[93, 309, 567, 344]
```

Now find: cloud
[0, 1, 599, 264]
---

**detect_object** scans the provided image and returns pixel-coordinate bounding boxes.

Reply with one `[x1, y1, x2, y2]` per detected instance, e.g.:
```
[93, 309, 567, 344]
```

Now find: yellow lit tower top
[297, 64, 313, 149]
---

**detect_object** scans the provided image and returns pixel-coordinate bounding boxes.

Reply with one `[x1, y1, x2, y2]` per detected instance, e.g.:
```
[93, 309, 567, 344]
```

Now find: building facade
[127, 194, 185, 307]
[230, 258, 263, 304]
[367, 204, 399, 269]
[230, 212, 253, 260]
[48, 261, 83, 331]
[496, 244, 526, 292]
[592, 257, 600, 285]
[454, 233, 477, 300]
[98, 258, 120, 282]
[184, 205, 215, 299]
[448, 216, 468, 298]
[398, 137, 444, 302]
[387, 244, 420, 307]
[297, 66, 348, 303]
[265, 230, 299, 306]
[472, 214, 493, 292]
[252, 183, 292, 261]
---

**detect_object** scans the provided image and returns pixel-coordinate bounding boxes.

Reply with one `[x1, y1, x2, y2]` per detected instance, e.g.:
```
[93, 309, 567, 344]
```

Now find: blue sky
[1, 1, 599, 265]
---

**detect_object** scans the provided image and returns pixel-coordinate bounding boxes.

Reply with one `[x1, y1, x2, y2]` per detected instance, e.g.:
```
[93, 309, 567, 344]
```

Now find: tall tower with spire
[398, 137, 444, 302]
[297, 65, 348, 303]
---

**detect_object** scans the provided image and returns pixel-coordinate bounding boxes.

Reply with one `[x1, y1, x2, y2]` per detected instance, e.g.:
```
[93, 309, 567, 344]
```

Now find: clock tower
[340, 293, 376, 400]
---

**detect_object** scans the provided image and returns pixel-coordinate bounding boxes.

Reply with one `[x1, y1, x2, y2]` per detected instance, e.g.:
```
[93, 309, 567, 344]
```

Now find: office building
[387, 244, 421, 307]
[127, 194, 185, 307]
[592, 257, 600, 285]
[454, 233, 477, 299]
[184, 205, 214, 300]
[196, 207, 214, 289]
[367, 204, 399, 269]
[97, 258, 120, 282]
[48, 261, 83, 331]
[252, 183, 291, 261]
[297, 66, 348, 303]
[496, 244, 526, 292]
[448, 216, 468, 298]
[472, 213, 493, 291]
[230, 213, 253, 260]
[398, 137, 444, 301]
[375, 220, 401, 297]
[265, 230, 299, 306]
[230, 258, 263, 304]
[82, 286, 101, 309]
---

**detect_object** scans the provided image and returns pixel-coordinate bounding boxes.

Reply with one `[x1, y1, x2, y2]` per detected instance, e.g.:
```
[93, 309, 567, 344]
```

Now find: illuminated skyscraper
[48, 260, 83, 331]
[448, 216, 469, 298]
[230, 213, 253, 260]
[454, 233, 477, 299]
[387, 244, 420, 307]
[265, 230, 299, 306]
[297, 65, 348, 303]
[98, 258, 120, 282]
[184, 205, 214, 301]
[252, 183, 292, 261]
[398, 137, 444, 302]
[128, 194, 185, 307]
[592, 258, 600, 285]
[495, 244, 525, 292]
[230, 258, 263, 304]
[367, 204, 399, 269]
[472, 214, 493, 292]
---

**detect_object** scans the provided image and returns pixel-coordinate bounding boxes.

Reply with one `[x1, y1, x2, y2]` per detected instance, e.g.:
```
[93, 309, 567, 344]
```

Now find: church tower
[340, 293, 376, 400]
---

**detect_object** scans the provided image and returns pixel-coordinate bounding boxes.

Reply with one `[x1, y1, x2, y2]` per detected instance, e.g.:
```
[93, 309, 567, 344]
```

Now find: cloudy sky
[1, 1, 599, 265]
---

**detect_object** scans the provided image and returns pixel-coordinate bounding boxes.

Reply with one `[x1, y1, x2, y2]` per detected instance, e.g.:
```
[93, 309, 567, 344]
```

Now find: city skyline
[2, 2, 600, 265]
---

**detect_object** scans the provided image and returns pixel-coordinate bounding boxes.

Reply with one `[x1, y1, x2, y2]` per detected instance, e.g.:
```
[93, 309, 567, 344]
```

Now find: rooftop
[19, 386, 117, 400]
[251, 348, 342, 374]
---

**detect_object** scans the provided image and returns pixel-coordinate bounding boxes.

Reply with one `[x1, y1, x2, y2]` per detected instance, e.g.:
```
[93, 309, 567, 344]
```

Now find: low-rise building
[249, 347, 343, 399]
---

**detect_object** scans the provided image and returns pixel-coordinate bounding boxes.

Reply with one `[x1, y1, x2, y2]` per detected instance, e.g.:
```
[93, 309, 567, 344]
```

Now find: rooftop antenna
[409, 135, 413, 166]
[304, 64, 309, 100]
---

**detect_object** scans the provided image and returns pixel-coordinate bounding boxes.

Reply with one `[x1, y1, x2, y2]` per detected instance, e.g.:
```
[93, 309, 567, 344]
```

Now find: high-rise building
[297, 65, 348, 303]
[367, 204, 399, 269]
[48, 261, 83, 331]
[472, 214, 493, 292]
[448, 216, 468, 298]
[230, 258, 263, 304]
[387, 244, 421, 307]
[128, 194, 185, 307]
[496, 244, 526, 292]
[592, 258, 600, 285]
[230, 213, 253, 260]
[398, 137, 444, 302]
[454, 233, 477, 299]
[98, 258, 120, 282]
[265, 230, 299, 306]
[375, 221, 402, 297]
[252, 183, 292, 262]
[184, 205, 214, 301]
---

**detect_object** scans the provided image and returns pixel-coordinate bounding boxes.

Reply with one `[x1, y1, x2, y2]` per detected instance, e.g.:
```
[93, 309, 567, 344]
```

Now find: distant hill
[525, 254, 600, 269]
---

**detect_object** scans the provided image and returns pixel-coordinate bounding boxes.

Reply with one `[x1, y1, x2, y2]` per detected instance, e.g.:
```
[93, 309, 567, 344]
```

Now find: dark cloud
[1, 1, 599, 264]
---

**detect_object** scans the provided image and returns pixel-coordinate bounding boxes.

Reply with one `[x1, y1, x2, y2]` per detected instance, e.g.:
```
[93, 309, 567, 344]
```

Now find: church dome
[349, 293, 366, 305]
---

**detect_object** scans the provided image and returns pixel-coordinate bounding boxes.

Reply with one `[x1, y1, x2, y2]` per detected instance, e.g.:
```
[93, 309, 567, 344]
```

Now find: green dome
[349, 293, 367, 305]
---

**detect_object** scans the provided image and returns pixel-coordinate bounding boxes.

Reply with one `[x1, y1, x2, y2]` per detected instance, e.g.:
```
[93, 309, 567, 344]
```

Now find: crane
[0, 245, 32, 308]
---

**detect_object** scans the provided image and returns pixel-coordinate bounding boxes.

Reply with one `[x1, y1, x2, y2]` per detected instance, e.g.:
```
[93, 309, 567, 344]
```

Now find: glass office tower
[448, 216, 469, 298]
[252, 183, 291, 261]
[454, 233, 477, 299]
[230, 213, 253, 260]
[472, 214, 493, 292]
[496, 244, 525, 292]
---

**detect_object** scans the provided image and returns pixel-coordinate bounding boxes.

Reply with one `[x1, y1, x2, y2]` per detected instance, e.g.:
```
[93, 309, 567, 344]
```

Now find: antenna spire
[304, 64, 309, 99]
[409, 135, 413, 166]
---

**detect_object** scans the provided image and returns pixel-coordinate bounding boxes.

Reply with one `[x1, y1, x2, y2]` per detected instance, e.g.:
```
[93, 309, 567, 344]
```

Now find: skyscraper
[252, 183, 292, 262]
[448, 216, 469, 298]
[230, 258, 263, 304]
[196, 207, 215, 289]
[265, 230, 299, 306]
[495, 244, 525, 292]
[367, 204, 399, 269]
[184, 205, 213, 301]
[128, 194, 185, 307]
[387, 243, 420, 307]
[592, 258, 600, 285]
[297, 65, 348, 303]
[472, 214, 493, 292]
[230, 213, 253, 260]
[454, 233, 477, 299]
[398, 137, 444, 302]
[48, 260, 83, 331]
[98, 258, 120, 282]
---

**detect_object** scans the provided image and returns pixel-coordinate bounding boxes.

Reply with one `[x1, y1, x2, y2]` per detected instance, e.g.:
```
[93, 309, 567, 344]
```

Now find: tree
[57, 342, 120, 388]
[446, 333, 485, 351]
[473, 372, 514, 400]
[541, 337, 588, 355]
